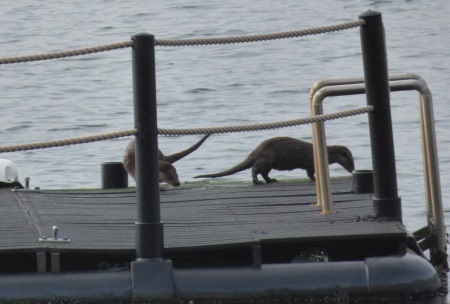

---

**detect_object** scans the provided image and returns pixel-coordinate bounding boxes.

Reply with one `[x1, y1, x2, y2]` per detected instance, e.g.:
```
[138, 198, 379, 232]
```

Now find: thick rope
[159, 105, 373, 135]
[0, 19, 365, 65]
[0, 129, 137, 153]
[0, 41, 133, 65]
[0, 105, 373, 153]
[156, 20, 366, 46]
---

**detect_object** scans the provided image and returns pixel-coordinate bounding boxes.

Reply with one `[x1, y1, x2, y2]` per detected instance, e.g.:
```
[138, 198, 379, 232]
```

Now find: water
[0, 1, 449, 302]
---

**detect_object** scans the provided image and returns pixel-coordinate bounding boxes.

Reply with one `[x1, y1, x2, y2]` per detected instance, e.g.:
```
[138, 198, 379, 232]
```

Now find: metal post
[359, 11, 402, 222]
[131, 33, 164, 260]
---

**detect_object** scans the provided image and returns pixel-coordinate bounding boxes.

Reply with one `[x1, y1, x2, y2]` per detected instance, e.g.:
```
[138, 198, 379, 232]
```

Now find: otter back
[194, 136, 354, 184]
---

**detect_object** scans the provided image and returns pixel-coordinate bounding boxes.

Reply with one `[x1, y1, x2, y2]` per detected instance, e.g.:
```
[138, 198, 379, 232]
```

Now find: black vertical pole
[132, 33, 164, 260]
[359, 11, 402, 222]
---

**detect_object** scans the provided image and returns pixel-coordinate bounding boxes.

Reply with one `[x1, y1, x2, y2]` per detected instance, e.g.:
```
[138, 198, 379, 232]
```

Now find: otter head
[159, 161, 181, 187]
[328, 145, 355, 174]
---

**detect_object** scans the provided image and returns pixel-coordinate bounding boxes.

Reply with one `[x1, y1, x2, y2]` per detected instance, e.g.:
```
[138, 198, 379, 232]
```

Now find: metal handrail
[310, 73, 446, 266]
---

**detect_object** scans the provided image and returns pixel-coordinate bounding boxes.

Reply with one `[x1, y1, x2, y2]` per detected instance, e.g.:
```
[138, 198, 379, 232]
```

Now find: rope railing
[0, 18, 370, 153]
[155, 20, 366, 46]
[0, 19, 365, 65]
[0, 129, 137, 153]
[0, 41, 134, 65]
[159, 105, 373, 135]
[0, 105, 373, 153]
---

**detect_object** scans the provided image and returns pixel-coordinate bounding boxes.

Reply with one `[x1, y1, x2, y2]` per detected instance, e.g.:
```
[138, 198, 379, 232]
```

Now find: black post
[132, 33, 164, 260]
[101, 162, 128, 189]
[359, 11, 402, 222]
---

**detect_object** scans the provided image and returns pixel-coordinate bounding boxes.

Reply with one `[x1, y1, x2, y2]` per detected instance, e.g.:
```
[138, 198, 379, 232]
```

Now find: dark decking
[0, 177, 407, 270]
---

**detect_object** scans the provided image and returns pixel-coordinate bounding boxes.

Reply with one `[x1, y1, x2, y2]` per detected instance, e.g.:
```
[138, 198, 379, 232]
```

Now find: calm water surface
[0, 1, 449, 302]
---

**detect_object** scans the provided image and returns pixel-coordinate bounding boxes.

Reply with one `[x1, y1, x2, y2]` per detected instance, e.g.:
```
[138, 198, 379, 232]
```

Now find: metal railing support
[131, 33, 164, 260]
[359, 11, 402, 222]
[310, 85, 370, 213]
[309, 94, 332, 212]
[310, 74, 447, 267]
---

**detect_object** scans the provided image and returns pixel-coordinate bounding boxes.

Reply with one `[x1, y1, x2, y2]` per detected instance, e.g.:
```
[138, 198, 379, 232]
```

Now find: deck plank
[0, 188, 41, 251]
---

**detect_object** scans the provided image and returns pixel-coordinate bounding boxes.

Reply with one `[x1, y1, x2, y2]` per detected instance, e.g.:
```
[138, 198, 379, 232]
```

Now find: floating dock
[0, 177, 405, 269]
[0, 177, 443, 302]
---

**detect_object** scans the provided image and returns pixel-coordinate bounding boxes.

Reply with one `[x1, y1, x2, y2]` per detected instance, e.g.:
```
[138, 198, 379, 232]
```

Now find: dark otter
[194, 136, 354, 185]
[124, 134, 210, 187]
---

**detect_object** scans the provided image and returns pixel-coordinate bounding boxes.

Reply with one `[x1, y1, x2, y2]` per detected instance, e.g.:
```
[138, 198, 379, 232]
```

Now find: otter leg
[306, 166, 315, 181]
[261, 171, 277, 184]
[251, 168, 264, 185]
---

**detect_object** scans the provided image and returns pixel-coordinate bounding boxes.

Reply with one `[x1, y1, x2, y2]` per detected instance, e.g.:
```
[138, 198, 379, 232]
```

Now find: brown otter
[194, 136, 354, 185]
[124, 134, 210, 187]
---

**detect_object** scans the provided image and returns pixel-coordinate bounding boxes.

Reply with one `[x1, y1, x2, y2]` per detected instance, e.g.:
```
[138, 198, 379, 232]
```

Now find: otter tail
[194, 155, 254, 179]
[164, 134, 211, 164]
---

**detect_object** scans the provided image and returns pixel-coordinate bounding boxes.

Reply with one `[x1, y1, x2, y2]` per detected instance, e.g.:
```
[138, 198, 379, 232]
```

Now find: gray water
[0, 1, 449, 302]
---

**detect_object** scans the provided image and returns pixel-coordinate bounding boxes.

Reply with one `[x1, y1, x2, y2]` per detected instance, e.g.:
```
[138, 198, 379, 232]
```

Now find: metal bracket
[39, 225, 70, 243]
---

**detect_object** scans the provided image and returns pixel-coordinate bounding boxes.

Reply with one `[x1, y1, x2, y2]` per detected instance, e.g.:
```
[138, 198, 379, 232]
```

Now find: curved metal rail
[310, 73, 446, 266]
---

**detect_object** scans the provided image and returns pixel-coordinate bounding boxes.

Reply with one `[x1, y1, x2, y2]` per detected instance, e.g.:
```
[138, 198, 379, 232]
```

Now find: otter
[194, 136, 354, 185]
[124, 134, 210, 187]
